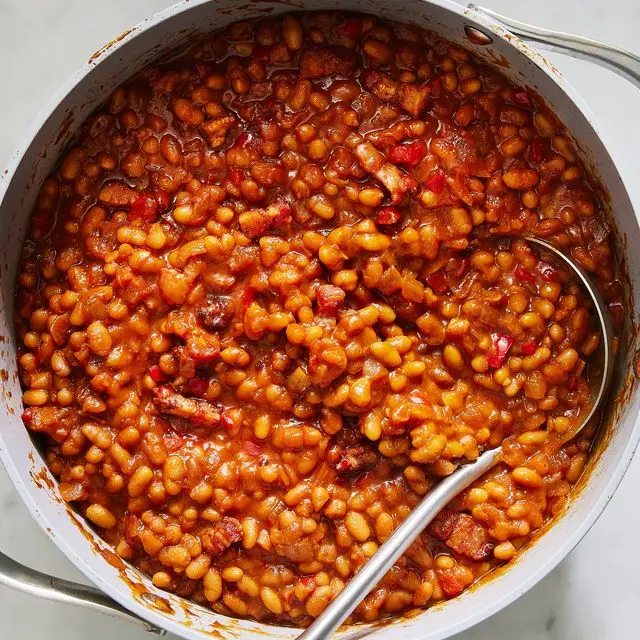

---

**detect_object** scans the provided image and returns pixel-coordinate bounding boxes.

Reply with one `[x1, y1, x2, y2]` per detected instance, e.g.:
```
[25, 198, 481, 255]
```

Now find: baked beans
[15, 11, 621, 626]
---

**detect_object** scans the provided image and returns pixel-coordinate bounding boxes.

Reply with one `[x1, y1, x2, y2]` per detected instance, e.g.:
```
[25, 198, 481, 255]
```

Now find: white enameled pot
[1, 2, 640, 639]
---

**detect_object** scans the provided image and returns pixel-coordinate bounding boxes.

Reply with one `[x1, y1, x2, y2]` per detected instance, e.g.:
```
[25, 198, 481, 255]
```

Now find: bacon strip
[152, 385, 220, 428]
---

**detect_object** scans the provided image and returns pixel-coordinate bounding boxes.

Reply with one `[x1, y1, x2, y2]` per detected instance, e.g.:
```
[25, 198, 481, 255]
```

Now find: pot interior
[0, 1, 638, 639]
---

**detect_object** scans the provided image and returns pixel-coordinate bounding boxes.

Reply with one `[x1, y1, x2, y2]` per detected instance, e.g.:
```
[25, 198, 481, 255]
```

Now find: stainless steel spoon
[298, 236, 614, 640]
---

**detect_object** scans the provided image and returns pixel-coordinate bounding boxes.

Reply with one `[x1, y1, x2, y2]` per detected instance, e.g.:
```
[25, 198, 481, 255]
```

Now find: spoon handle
[297, 447, 503, 640]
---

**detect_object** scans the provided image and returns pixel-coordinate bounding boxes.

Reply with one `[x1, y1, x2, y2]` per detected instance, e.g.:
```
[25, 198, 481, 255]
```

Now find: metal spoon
[298, 236, 614, 640]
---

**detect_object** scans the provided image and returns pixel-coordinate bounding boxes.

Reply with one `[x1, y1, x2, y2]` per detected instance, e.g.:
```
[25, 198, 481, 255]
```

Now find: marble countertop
[1, 1, 639, 638]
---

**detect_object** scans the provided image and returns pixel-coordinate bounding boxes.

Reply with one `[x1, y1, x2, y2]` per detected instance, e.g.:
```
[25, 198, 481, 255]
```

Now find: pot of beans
[1, 1, 639, 638]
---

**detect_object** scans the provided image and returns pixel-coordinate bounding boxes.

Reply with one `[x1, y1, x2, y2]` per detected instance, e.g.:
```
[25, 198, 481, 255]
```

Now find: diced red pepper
[529, 138, 545, 163]
[427, 76, 442, 98]
[375, 205, 401, 225]
[243, 440, 263, 456]
[316, 284, 346, 315]
[21, 408, 33, 424]
[148, 365, 167, 383]
[487, 332, 514, 368]
[536, 261, 559, 281]
[492, 294, 508, 307]
[521, 338, 537, 356]
[512, 89, 532, 109]
[221, 411, 236, 432]
[438, 571, 465, 597]
[227, 168, 245, 187]
[270, 201, 292, 228]
[388, 140, 428, 166]
[187, 376, 208, 397]
[233, 131, 254, 149]
[426, 270, 449, 294]
[514, 265, 536, 283]
[337, 18, 363, 39]
[129, 193, 158, 222]
[425, 169, 446, 194]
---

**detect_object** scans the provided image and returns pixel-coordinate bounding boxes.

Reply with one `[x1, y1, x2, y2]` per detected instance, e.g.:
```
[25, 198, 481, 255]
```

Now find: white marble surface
[1, 0, 639, 638]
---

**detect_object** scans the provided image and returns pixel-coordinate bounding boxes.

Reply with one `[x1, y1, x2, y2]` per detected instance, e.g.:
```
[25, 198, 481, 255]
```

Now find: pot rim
[1, 1, 639, 639]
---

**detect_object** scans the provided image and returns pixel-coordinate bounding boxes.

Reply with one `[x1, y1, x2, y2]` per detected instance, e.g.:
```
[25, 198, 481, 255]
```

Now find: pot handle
[0, 549, 164, 634]
[468, 5, 640, 89]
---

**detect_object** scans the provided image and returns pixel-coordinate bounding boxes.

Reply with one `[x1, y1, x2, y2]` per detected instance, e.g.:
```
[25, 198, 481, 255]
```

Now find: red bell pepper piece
[487, 332, 514, 368]
[514, 265, 536, 283]
[388, 140, 427, 166]
[376, 205, 401, 225]
[426, 270, 449, 294]
[148, 365, 167, 383]
[425, 169, 446, 194]
[521, 338, 537, 356]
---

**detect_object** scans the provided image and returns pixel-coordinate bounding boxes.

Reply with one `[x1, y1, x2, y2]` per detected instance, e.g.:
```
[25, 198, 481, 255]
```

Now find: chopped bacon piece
[361, 70, 399, 103]
[354, 141, 417, 203]
[299, 44, 356, 79]
[200, 115, 235, 148]
[400, 83, 430, 117]
[521, 338, 537, 356]
[334, 445, 378, 476]
[243, 440, 263, 456]
[239, 202, 292, 238]
[199, 517, 242, 556]
[197, 296, 236, 331]
[486, 332, 514, 368]
[152, 385, 221, 428]
[428, 508, 494, 561]
[425, 169, 446, 194]
[316, 284, 346, 315]
[514, 265, 536, 283]
[426, 271, 449, 294]
[511, 89, 532, 109]
[185, 329, 220, 364]
[536, 261, 559, 281]
[438, 570, 466, 597]
[388, 140, 427, 166]
[376, 205, 401, 225]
